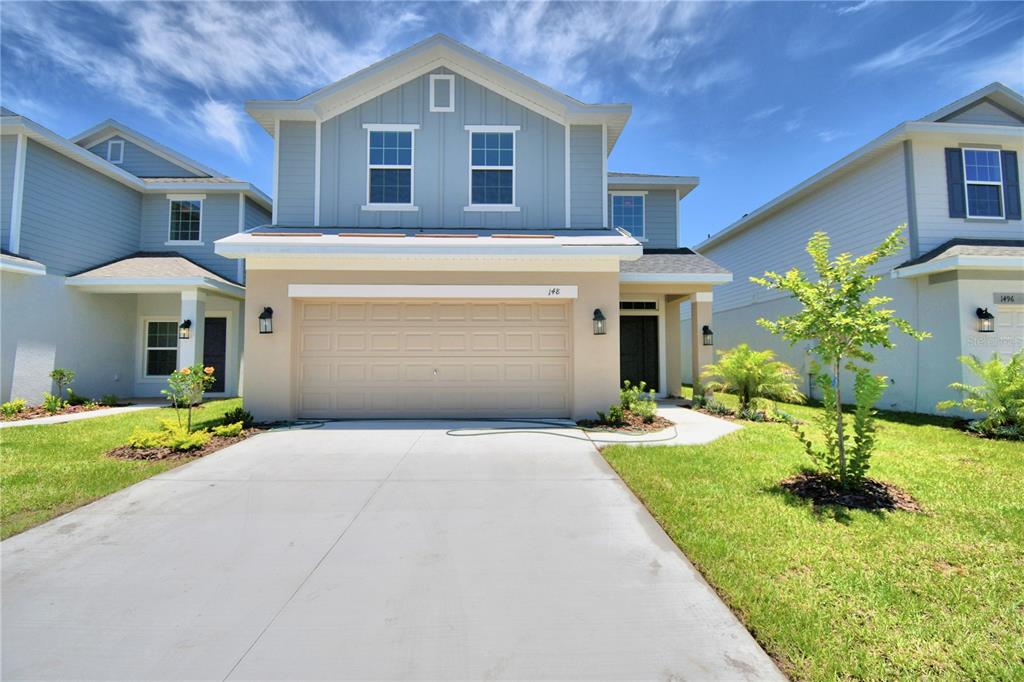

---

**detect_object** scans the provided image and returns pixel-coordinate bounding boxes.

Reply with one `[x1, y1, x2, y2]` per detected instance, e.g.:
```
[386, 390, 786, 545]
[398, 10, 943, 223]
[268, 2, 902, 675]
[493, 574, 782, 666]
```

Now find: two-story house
[683, 83, 1023, 414]
[214, 34, 731, 422]
[1, 112, 271, 403]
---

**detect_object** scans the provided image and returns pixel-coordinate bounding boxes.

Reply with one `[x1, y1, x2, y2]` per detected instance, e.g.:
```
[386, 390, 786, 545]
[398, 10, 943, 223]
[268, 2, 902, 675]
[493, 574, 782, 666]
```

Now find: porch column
[178, 289, 206, 369]
[690, 291, 714, 399]
[665, 295, 683, 397]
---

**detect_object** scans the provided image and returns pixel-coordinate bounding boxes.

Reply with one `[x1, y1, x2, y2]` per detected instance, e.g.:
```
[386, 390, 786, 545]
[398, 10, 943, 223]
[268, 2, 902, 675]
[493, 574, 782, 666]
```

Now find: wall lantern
[592, 308, 606, 336]
[178, 319, 192, 340]
[976, 307, 995, 333]
[702, 325, 714, 346]
[258, 307, 274, 334]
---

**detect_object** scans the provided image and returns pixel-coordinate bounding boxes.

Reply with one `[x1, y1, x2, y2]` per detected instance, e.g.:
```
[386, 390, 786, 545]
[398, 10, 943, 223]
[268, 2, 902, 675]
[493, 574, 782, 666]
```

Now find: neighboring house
[0, 112, 271, 403]
[215, 34, 730, 421]
[684, 83, 1024, 414]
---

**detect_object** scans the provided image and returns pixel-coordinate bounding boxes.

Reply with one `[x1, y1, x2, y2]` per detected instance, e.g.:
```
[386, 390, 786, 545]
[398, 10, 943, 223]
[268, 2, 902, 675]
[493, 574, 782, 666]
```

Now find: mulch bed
[577, 412, 674, 433]
[1, 403, 112, 422]
[780, 472, 923, 512]
[106, 430, 258, 461]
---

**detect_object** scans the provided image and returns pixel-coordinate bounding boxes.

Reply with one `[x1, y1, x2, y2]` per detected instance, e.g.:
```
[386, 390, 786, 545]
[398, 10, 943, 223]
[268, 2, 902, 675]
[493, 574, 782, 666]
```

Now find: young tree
[751, 226, 929, 488]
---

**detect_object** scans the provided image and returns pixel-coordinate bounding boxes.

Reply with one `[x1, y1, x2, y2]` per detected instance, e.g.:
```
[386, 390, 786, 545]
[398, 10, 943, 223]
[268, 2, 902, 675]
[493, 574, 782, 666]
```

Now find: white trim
[362, 123, 421, 132]
[694, 291, 714, 302]
[165, 241, 205, 246]
[429, 74, 455, 113]
[165, 193, 206, 201]
[962, 147, 1005, 219]
[601, 123, 608, 228]
[466, 128, 517, 209]
[463, 124, 521, 133]
[272, 119, 280, 224]
[313, 119, 322, 226]
[609, 192, 646, 240]
[237, 193, 245, 284]
[0, 253, 45, 276]
[564, 124, 571, 227]
[71, 119, 222, 177]
[8, 133, 26, 254]
[361, 204, 420, 212]
[168, 197, 203, 243]
[106, 139, 124, 164]
[288, 284, 579, 299]
[674, 188, 680, 248]
[619, 272, 733, 284]
[609, 190, 648, 196]
[140, 317, 179, 380]
[892, 254, 1024, 279]
[463, 205, 520, 212]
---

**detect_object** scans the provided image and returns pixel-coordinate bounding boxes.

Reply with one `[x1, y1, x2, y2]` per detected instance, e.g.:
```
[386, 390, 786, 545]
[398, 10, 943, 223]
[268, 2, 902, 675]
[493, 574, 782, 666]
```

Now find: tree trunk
[834, 358, 846, 487]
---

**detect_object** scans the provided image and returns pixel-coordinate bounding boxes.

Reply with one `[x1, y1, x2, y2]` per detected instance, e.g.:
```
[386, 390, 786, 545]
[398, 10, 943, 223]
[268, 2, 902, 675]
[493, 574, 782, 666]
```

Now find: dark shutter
[945, 148, 966, 218]
[1001, 150, 1021, 220]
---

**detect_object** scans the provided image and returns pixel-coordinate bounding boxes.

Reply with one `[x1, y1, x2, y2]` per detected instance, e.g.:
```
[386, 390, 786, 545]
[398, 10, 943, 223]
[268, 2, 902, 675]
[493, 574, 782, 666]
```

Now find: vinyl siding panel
[19, 139, 141, 274]
[277, 121, 316, 226]
[942, 101, 1024, 127]
[140, 193, 239, 280]
[570, 125, 603, 228]
[86, 137, 201, 178]
[642, 189, 677, 247]
[317, 69, 566, 229]
[0, 135, 16, 250]
[912, 135, 1024, 253]
[245, 196, 271, 229]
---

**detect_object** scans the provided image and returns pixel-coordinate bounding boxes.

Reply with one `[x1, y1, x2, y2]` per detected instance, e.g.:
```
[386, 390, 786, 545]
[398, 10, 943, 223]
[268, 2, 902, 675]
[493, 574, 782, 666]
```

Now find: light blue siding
[642, 190, 678, 247]
[277, 121, 316, 226]
[86, 136, 201, 178]
[314, 69, 567, 229]
[570, 125, 603, 228]
[139, 193, 240, 280]
[19, 140, 141, 274]
[1, 135, 16, 249]
[245, 196, 271, 230]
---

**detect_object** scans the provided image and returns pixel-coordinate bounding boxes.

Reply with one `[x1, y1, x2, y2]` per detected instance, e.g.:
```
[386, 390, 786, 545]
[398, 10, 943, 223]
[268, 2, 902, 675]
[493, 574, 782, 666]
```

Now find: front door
[619, 315, 659, 392]
[203, 317, 227, 393]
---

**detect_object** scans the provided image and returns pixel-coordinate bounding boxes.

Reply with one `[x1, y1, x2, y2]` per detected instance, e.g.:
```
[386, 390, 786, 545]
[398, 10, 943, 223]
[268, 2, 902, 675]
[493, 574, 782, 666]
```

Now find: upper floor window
[168, 199, 202, 242]
[963, 148, 1004, 218]
[611, 193, 645, 239]
[107, 140, 124, 164]
[430, 74, 455, 113]
[467, 127, 517, 208]
[364, 125, 417, 208]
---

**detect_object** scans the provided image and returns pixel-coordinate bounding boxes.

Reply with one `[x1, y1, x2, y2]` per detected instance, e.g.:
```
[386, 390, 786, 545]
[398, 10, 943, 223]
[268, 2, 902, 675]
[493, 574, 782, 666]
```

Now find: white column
[177, 289, 207, 369]
[691, 291, 714, 399]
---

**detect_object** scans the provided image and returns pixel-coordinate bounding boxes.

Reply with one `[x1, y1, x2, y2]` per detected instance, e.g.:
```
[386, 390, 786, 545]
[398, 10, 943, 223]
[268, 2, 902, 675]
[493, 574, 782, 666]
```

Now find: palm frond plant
[700, 344, 805, 414]
[938, 350, 1024, 438]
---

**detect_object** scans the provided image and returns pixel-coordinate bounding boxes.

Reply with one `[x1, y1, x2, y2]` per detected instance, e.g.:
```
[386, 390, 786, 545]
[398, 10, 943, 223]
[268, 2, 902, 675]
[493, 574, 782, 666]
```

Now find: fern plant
[700, 344, 805, 413]
[938, 351, 1024, 434]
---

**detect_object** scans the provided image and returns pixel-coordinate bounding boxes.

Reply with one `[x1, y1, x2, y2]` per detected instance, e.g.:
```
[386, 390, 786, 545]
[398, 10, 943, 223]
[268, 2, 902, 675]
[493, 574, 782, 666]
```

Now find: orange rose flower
[181, 367, 191, 375]
[203, 367, 215, 375]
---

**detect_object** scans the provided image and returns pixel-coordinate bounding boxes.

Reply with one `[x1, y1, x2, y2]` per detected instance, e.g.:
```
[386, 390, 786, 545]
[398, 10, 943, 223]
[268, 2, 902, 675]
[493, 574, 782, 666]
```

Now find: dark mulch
[780, 472, 923, 512]
[106, 432, 255, 461]
[577, 412, 674, 433]
[1, 403, 113, 422]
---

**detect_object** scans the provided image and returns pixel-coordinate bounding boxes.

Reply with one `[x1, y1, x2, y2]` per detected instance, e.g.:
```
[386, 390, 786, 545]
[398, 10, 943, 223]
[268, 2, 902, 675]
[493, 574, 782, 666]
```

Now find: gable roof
[246, 34, 632, 153]
[892, 238, 1024, 278]
[71, 119, 221, 178]
[920, 82, 1024, 124]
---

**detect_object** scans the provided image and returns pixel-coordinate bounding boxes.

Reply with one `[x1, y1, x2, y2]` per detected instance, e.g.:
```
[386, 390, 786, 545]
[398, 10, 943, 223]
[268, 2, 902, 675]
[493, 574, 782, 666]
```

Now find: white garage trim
[288, 284, 579, 299]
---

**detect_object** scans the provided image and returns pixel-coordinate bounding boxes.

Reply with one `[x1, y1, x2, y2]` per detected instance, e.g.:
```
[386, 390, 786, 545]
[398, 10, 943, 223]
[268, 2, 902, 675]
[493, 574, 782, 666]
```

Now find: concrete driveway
[2, 421, 782, 681]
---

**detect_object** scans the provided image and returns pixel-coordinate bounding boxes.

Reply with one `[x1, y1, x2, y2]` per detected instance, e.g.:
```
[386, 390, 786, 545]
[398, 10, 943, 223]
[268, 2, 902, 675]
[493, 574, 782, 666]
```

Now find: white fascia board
[65, 276, 244, 298]
[215, 240, 643, 259]
[619, 272, 733, 284]
[0, 253, 46, 276]
[920, 83, 1024, 122]
[288, 284, 579, 299]
[891, 254, 1024, 279]
[608, 176, 700, 196]
[143, 183, 272, 211]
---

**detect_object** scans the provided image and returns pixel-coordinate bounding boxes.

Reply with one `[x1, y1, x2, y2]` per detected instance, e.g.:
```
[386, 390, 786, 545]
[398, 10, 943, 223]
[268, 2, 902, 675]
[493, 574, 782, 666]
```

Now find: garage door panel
[298, 299, 571, 418]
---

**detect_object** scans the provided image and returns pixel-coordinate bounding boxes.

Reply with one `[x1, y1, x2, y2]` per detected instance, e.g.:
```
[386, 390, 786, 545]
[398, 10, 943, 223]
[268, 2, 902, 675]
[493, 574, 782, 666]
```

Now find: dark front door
[203, 317, 227, 393]
[619, 315, 659, 393]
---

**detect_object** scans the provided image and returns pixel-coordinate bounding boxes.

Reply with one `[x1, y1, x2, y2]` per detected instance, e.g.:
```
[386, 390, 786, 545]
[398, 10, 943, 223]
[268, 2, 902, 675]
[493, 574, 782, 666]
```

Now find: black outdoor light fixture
[178, 319, 192, 340]
[976, 307, 995, 333]
[592, 308, 606, 335]
[258, 307, 274, 334]
[702, 325, 714, 346]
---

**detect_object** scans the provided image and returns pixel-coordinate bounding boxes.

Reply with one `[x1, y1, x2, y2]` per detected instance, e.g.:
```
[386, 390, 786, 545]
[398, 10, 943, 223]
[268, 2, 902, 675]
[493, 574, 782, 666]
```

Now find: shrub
[128, 419, 213, 452]
[1, 399, 28, 417]
[632, 397, 657, 423]
[49, 368, 76, 397]
[212, 421, 244, 437]
[42, 392, 64, 414]
[65, 389, 91, 406]
[620, 380, 656, 411]
[700, 344, 805, 413]
[703, 400, 734, 417]
[938, 351, 1024, 437]
[162, 364, 216, 431]
[222, 406, 254, 429]
[607, 404, 625, 426]
[100, 394, 120, 407]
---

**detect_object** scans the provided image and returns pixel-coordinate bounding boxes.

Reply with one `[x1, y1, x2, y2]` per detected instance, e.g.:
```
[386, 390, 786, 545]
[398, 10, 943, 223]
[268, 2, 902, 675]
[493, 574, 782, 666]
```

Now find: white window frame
[962, 147, 1005, 220]
[465, 125, 520, 212]
[362, 123, 419, 211]
[141, 318, 179, 379]
[610, 190, 647, 240]
[107, 140, 124, 165]
[429, 74, 455, 113]
[166, 194, 205, 245]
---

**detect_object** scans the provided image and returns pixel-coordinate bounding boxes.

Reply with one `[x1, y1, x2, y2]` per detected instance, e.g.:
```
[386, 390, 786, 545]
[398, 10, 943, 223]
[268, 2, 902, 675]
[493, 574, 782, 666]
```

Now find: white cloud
[784, 108, 807, 133]
[957, 38, 1024, 91]
[835, 1, 877, 16]
[816, 129, 849, 143]
[192, 100, 250, 160]
[746, 105, 783, 122]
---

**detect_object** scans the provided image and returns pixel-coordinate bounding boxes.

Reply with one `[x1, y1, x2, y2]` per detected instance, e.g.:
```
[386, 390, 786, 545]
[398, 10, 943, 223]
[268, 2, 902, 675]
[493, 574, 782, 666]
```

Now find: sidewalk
[0, 400, 164, 429]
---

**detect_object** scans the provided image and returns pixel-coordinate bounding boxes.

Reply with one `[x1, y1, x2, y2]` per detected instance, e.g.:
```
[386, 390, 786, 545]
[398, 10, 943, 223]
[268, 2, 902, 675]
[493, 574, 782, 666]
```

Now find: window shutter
[944, 148, 966, 218]
[1001, 150, 1021, 220]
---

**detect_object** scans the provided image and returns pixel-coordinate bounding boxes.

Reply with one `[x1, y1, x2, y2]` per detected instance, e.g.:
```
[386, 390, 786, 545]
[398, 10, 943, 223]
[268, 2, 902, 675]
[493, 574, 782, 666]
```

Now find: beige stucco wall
[242, 268, 622, 421]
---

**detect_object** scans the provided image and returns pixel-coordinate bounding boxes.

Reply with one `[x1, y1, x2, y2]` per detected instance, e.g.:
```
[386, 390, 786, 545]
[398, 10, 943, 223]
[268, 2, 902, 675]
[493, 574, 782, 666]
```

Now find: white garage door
[296, 299, 572, 418]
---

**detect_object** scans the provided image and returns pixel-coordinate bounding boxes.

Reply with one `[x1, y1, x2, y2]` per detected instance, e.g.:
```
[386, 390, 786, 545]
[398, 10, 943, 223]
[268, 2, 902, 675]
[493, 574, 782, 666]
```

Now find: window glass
[612, 195, 645, 237]
[146, 321, 177, 376]
[964, 149, 1002, 183]
[469, 132, 514, 205]
[966, 184, 1002, 217]
[471, 169, 513, 205]
[471, 132, 514, 167]
[369, 131, 412, 166]
[169, 200, 201, 241]
[368, 130, 413, 204]
[369, 168, 412, 204]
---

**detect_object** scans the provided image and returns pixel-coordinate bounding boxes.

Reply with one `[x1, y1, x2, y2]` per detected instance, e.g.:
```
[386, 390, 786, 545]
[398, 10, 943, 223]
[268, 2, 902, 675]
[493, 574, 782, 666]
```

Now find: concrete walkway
[0, 401, 163, 429]
[587, 402, 743, 446]
[2, 420, 781, 681]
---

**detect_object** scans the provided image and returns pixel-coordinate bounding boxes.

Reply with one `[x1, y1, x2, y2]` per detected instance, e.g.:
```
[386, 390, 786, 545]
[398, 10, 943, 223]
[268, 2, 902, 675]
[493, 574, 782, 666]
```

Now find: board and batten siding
[311, 69, 567, 229]
[699, 144, 910, 313]
[86, 136, 201, 178]
[140, 193, 241, 281]
[19, 139, 141, 275]
[911, 135, 1024, 254]
[276, 121, 316, 226]
[0, 135, 17, 250]
[570, 125, 603, 228]
[943, 101, 1024, 127]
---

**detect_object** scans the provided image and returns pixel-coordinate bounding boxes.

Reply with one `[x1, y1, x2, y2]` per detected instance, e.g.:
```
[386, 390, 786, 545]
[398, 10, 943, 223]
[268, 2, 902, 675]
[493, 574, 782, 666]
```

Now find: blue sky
[2, 1, 1021, 244]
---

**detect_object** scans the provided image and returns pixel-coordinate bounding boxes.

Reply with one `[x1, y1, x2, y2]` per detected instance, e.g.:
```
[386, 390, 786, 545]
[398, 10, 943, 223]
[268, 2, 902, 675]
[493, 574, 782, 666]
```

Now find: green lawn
[0, 399, 241, 540]
[603, 392, 1024, 681]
